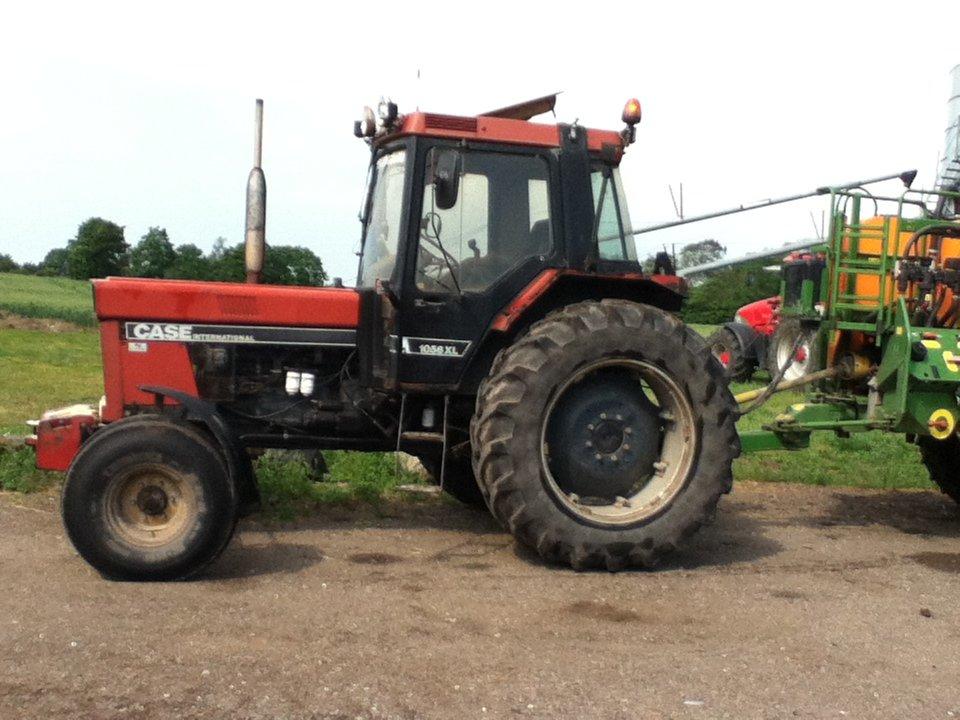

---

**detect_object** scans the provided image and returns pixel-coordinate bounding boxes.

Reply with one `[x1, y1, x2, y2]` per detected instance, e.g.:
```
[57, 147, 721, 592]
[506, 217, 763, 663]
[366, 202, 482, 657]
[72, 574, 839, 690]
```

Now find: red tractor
[707, 251, 825, 382]
[28, 96, 740, 580]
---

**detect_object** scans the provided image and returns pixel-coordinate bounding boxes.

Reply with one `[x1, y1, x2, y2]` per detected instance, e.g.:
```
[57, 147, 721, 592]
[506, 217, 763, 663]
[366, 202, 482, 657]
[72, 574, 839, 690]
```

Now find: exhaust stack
[245, 99, 266, 283]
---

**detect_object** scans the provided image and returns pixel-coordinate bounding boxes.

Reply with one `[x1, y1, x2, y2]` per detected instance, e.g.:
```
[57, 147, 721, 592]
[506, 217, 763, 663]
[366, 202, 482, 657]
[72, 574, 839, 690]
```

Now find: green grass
[0, 328, 103, 434]
[0, 273, 96, 326]
[0, 446, 59, 493]
[0, 279, 937, 506]
[732, 381, 930, 490]
[256, 451, 424, 521]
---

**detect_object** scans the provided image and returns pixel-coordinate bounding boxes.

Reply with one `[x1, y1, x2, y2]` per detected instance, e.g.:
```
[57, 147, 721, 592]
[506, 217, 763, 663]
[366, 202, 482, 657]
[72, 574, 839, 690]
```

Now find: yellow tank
[836, 215, 960, 312]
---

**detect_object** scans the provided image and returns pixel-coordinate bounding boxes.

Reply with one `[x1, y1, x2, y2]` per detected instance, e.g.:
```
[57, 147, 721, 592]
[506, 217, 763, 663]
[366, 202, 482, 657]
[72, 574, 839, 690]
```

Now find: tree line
[0, 223, 778, 322]
[1, 217, 327, 286]
[641, 239, 782, 324]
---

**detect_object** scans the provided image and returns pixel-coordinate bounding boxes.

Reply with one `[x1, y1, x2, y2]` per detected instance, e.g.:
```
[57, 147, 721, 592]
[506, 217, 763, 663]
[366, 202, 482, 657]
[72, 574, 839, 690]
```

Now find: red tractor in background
[707, 251, 826, 382]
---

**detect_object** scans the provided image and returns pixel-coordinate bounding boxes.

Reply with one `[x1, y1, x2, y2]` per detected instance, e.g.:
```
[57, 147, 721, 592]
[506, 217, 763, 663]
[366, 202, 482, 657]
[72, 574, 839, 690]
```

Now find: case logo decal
[124, 322, 356, 347]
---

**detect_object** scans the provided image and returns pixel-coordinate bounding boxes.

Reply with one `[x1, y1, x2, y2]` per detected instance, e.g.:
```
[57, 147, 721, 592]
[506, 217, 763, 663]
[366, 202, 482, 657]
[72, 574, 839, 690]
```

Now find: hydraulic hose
[737, 332, 805, 415]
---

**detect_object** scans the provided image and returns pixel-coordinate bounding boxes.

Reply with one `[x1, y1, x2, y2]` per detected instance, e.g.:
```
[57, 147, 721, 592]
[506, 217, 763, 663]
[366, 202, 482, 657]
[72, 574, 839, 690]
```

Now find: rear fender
[722, 322, 767, 365]
[460, 271, 687, 392]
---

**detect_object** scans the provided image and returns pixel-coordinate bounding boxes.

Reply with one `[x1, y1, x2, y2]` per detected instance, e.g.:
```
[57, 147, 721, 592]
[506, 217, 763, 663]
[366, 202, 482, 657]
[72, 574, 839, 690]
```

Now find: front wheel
[61, 416, 238, 580]
[471, 300, 740, 570]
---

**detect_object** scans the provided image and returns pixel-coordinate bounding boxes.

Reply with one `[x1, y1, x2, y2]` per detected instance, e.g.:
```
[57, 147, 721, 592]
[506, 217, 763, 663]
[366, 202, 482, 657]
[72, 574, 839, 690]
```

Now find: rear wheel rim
[103, 465, 200, 548]
[540, 358, 698, 526]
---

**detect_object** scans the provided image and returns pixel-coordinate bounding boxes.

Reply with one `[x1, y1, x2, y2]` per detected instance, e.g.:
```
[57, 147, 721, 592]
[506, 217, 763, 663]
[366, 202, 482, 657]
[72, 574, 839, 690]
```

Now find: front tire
[471, 300, 740, 570]
[62, 416, 238, 581]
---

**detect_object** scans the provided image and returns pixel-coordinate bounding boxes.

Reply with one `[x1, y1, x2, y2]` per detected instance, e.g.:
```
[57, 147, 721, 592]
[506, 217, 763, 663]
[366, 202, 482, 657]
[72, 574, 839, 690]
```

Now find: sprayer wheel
[918, 434, 960, 505]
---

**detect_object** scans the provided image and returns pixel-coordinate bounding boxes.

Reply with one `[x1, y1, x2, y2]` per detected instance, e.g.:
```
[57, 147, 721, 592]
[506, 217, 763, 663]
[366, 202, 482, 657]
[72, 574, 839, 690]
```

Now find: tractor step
[400, 431, 444, 443]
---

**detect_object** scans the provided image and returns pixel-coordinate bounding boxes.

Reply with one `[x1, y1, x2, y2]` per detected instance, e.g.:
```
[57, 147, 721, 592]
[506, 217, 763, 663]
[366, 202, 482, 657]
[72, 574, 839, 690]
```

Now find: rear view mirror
[432, 149, 461, 210]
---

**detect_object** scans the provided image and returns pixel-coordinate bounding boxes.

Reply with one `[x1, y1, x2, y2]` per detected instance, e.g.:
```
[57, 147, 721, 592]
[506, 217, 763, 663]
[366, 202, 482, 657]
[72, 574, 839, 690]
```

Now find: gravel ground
[2, 481, 960, 719]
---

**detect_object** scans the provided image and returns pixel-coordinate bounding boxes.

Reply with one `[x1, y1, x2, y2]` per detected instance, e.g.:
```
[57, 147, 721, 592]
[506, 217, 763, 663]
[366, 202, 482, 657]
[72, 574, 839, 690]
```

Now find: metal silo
[939, 64, 960, 192]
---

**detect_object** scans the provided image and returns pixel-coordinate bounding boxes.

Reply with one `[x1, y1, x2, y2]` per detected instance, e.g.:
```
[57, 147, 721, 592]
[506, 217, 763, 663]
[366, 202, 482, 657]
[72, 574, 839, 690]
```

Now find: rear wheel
[918, 434, 960, 504]
[471, 300, 740, 570]
[767, 318, 818, 381]
[707, 326, 756, 382]
[62, 416, 238, 580]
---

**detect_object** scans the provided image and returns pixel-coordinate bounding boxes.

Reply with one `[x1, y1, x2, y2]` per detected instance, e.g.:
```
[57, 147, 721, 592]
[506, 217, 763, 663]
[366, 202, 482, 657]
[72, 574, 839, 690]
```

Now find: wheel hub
[104, 467, 197, 548]
[592, 419, 625, 454]
[540, 358, 699, 527]
[136, 485, 169, 516]
[545, 370, 661, 501]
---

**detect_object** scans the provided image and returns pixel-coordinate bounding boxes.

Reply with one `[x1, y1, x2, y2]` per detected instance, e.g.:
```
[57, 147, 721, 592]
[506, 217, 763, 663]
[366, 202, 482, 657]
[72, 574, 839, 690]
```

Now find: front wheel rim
[103, 465, 200, 548]
[540, 358, 699, 526]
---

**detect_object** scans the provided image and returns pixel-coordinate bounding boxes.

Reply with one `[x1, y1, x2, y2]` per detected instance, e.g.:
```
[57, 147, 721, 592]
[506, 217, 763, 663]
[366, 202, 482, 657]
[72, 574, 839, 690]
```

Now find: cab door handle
[413, 298, 445, 310]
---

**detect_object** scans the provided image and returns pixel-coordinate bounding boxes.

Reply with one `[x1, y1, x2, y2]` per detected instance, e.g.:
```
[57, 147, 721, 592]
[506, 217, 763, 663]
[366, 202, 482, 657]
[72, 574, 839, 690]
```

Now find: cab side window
[591, 167, 638, 262]
[417, 150, 552, 293]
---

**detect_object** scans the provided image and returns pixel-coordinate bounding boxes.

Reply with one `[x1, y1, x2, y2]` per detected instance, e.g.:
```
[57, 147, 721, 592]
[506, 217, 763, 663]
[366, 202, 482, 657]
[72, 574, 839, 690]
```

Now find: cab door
[397, 144, 559, 387]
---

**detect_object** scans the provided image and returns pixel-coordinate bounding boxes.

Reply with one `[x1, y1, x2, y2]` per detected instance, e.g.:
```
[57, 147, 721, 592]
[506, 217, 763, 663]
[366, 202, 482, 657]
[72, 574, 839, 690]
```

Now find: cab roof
[376, 110, 626, 157]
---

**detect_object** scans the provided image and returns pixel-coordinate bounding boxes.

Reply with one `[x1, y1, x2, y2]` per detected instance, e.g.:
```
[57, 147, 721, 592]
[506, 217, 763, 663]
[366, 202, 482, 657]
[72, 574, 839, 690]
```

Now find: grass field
[0, 328, 102, 433]
[0, 275, 935, 506]
[0, 273, 96, 326]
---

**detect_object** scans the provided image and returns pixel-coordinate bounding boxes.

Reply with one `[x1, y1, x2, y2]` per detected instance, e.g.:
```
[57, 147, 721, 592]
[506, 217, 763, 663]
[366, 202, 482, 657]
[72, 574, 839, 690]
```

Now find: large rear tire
[470, 300, 740, 570]
[62, 416, 238, 581]
[707, 326, 756, 382]
[918, 434, 960, 504]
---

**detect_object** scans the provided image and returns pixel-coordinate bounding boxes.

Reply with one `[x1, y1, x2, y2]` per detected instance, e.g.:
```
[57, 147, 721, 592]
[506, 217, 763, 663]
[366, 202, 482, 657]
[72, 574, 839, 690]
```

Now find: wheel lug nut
[615, 414, 623, 421]
[610, 455, 618, 462]
[600, 413, 607, 420]
[659, 411, 674, 422]
[585, 440, 593, 448]
[594, 453, 602, 461]
[624, 427, 633, 435]
[587, 424, 595, 431]
[653, 461, 668, 474]
[569, 493, 580, 504]
[615, 496, 631, 508]
[623, 443, 630, 451]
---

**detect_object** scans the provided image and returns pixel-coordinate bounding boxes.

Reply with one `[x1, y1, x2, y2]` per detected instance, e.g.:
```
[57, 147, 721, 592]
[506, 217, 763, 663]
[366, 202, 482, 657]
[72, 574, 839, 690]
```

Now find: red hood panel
[92, 277, 360, 328]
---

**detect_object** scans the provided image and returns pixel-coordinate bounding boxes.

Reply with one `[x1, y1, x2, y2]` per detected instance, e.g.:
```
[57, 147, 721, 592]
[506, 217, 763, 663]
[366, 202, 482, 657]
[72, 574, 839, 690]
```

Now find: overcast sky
[2, 1, 957, 283]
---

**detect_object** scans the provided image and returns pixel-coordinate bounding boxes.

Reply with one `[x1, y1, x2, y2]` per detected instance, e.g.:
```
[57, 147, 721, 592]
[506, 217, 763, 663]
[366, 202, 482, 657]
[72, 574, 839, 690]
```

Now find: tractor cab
[351, 96, 682, 391]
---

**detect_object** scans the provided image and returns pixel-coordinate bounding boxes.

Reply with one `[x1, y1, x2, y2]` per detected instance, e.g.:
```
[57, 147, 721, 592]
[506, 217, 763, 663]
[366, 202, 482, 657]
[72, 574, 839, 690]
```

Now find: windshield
[591, 167, 637, 262]
[358, 150, 407, 287]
